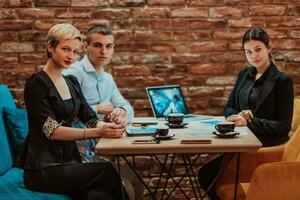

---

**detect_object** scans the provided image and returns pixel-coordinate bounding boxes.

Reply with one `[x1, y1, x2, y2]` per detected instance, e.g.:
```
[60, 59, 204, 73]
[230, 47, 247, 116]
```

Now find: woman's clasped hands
[226, 110, 253, 127]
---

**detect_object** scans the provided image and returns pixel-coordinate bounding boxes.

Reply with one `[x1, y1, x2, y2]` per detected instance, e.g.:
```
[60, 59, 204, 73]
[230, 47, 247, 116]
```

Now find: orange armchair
[216, 99, 300, 200]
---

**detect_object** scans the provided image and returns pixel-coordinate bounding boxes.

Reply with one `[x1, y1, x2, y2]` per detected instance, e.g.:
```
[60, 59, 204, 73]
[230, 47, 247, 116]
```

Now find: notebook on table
[146, 85, 211, 122]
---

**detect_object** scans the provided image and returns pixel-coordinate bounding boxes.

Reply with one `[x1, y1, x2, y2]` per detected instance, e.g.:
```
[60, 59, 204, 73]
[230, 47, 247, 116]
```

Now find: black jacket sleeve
[247, 75, 294, 138]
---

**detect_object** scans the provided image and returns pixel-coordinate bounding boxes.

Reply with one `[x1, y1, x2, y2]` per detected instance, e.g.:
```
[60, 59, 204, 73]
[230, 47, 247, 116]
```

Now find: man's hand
[226, 114, 247, 127]
[107, 108, 127, 125]
[96, 102, 114, 115]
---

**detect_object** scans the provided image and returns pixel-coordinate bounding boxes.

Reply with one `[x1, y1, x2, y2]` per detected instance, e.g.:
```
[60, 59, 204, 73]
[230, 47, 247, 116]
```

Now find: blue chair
[0, 85, 70, 200]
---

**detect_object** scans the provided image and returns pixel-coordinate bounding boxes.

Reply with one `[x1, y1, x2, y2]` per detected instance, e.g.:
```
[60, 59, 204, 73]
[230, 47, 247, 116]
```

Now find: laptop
[146, 85, 211, 122]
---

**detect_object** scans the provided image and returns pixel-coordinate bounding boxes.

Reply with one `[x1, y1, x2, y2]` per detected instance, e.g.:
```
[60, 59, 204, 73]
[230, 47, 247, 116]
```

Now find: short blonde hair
[46, 23, 83, 57]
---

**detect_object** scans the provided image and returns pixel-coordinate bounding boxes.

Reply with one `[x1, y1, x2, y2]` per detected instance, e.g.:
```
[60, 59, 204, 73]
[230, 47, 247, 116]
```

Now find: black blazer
[224, 63, 294, 147]
[16, 70, 99, 170]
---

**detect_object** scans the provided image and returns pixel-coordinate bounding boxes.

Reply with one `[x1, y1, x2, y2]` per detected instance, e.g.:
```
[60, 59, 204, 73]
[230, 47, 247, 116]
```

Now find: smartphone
[131, 122, 158, 127]
[132, 139, 160, 144]
[126, 128, 157, 137]
[180, 139, 212, 144]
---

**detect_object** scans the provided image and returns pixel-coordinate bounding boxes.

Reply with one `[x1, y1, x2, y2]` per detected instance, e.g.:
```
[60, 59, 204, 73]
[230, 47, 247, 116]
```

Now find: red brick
[191, 42, 227, 52]
[190, 19, 226, 29]
[284, 62, 300, 75]
[34, 20, 70, 31]
[0, 0, 32, 7]
[228, 18, 265, 28]
[272, 39, 300, 50]
[228, 40, 242, 50]
[172, 45, 190, 53]
[114, 30, 133, 42]
[187, 0, 224, 6]
[290, 29, 300, 38]
[132, 43, 148, 52]
[0, 32, 18, 42]
[190, 63, 227, 75]
[110, 53, 132, 65]
[171, 8, 208, 18]
[288, 5, 300, 16]
[55, 8, 92, 18]
[174, 31, 211, 41]
[148, 0, 185, 6]
[134, 31, 171, 41]
[19, 31, 47, 42]
[133, 99, 151, 109]
[227, 62, 248, 74]
[73, 20, 108, 31]
[150, 20, 170, 29]
[210, 52, 245, 63]
[114, 43, 133, 52]
[187, 86, 224, 97]
[172, 54, 210, 64]
[224, 0, 263, 6]
[20, 53, 46, 64]
[266, 17, 300, 27]
[206, 76, 236, 86]
[110, 0, 145, 7]
[71, 0, 106, 6]
[119, 88, 148, 99]
[250, 6, 286, 16]
[0, 42, 34, 53]
[113, 65, 150, 76]
[116, 76, 166, 87]
[132, 19, 149, 29]
[285, 52, 300, 62]
[153, 64, 187, 74]
[265, 28, 289, 38]
[211, 97, 228, 107]
[34, 0, 69, 7]
[168, 75, 206, 86]
[0, 9, 17, 19]
[112, 20, 133, 30]
[171, 19, 188, 29]
[0, 55, 18, 65]
[213, 30, 244, 40]
[262, 0, 299, 4]
[132, 8, 170, 18]
[0, 20, 32, 31]
[92, 9, 130, 19]
[210, 7, 247, 18]
[133, 53, 170, 64]
[17, 8, 55, 19]
[149, 43, 175, 52]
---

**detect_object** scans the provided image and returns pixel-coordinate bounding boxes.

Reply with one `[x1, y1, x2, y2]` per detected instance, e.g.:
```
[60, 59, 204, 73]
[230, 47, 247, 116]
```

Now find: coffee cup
[166, 113, 184, 124]
[215, 122, 235, 134]
[156, 127, 169, 136]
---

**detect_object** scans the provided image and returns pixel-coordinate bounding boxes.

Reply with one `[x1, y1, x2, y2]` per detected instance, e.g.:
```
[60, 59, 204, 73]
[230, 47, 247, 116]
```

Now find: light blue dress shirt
[63, 55, 134, 162]
[63, 55, 134, 122]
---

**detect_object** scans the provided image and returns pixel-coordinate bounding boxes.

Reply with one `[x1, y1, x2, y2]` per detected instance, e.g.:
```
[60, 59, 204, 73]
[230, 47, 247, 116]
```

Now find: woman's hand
[95, 122, 125, 138]
[226, 114, 247, 127]
[239, 110, 253, 122]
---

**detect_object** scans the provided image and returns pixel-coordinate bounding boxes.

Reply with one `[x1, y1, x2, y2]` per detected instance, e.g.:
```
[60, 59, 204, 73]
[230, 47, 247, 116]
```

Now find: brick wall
[0, 0, 300, 116]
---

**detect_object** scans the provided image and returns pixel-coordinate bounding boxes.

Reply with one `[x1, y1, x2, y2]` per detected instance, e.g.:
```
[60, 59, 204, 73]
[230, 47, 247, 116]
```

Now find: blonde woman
[16, 23, 129, 200]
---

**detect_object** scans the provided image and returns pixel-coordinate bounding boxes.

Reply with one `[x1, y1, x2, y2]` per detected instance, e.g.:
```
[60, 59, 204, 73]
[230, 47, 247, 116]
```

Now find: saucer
[165, 122, 188, 128]
[154, 134, 175, 140]
[213, 131, 240, 138]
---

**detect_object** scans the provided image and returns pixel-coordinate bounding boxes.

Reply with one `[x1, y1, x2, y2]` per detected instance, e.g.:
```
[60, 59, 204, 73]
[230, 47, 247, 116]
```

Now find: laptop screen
[146, 85, 189, 118]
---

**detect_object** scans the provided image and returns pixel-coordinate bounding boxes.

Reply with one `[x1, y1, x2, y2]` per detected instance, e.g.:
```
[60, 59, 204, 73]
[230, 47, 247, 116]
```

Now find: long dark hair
[242, 27, 274, 62]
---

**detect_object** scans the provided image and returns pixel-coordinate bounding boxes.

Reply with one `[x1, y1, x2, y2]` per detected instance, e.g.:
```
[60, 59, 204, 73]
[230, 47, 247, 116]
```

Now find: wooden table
[95, 117, 262, 200]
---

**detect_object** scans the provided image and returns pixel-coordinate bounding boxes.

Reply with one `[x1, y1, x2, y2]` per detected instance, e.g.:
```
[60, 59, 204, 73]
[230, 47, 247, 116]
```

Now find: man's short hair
[86, 25, 113, 44]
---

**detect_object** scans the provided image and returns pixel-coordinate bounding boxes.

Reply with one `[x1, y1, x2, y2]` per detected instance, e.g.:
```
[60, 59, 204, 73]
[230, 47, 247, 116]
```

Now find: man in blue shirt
[64, 25, 142, 200]
[64, 26, 134, 124]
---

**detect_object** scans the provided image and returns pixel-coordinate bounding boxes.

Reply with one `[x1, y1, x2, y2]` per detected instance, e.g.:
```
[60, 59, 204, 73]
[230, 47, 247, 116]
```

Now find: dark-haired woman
[198, 27, 294, 200]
